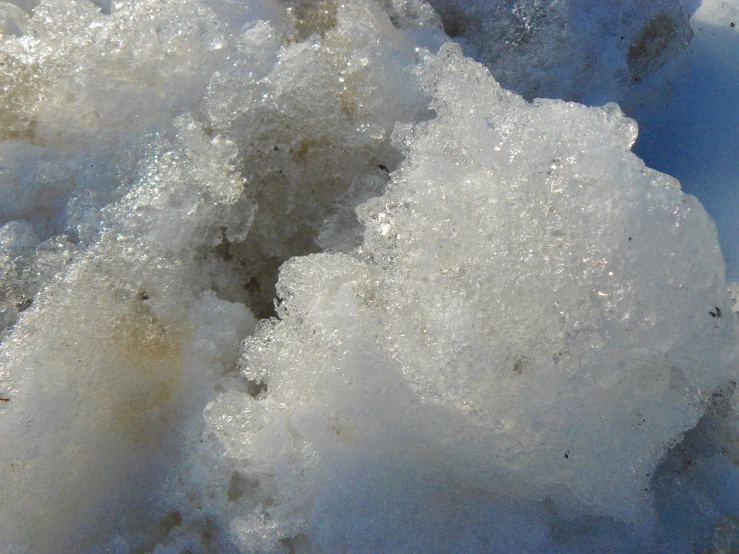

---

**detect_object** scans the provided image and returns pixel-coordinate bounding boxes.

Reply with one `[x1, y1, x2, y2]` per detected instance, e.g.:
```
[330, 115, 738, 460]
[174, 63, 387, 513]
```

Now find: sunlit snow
[0, 1, 738, 552]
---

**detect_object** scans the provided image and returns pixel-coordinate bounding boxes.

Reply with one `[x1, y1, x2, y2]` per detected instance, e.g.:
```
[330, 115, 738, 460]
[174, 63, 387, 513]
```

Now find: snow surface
[0, 0, 737, 552]
[629, 0, 739, 283]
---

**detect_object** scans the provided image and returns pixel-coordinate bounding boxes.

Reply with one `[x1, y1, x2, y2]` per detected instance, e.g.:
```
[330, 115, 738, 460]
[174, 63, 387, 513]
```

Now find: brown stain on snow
[108, 296, 184, 445]
[627, 12, 691, 82]
[0, 272, 190, 553]
[288, 0, 338, 42]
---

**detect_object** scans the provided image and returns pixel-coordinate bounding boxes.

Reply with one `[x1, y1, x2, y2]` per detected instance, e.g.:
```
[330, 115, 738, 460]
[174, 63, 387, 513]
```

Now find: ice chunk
[205, 43, 737, 550]
[360, 44, 736, 520]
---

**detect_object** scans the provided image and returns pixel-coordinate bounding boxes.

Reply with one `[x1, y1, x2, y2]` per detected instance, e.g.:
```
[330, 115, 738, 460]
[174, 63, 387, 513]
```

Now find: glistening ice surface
[0, 1, 738, 553]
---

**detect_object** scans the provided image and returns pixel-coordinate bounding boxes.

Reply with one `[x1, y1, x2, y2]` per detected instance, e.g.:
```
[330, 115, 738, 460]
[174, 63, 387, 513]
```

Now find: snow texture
[630, 0, 739, 283]
[204, 42, 738, 551]
[0, 0, 737, 552]
[425, 0, 697, 104]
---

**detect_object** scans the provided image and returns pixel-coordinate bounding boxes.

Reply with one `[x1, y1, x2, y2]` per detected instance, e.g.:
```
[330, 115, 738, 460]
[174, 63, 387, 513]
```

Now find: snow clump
[203, 43, 739, 550]
[0, 0, 737, 552]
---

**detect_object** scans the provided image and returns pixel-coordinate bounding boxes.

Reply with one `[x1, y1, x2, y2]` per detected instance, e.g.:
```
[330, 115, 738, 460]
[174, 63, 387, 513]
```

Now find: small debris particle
[564, 450, 570, 460]
[731, 22, 735, 28]
[378, 164, 389, 172]
[15, 297, 32, 312]
[0, 398, 9, 402]
[513, 359, 524, 374]
[247, 379, 268, 398]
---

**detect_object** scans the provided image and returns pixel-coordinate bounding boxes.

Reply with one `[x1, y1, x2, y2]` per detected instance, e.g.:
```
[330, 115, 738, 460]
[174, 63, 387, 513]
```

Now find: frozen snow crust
[0, 0, 738, 552]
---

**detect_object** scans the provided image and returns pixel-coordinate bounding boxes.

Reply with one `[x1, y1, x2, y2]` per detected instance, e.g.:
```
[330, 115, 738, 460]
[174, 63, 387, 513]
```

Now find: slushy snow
[0, 0, 737, 552]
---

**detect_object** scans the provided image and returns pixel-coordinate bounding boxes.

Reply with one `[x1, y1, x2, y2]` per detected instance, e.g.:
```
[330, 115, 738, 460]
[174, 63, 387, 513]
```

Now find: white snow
[0, 0, 737, 552]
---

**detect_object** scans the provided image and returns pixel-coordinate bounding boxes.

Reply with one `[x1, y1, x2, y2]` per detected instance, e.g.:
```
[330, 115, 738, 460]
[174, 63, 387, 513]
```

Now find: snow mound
[203, 43, 739, 550]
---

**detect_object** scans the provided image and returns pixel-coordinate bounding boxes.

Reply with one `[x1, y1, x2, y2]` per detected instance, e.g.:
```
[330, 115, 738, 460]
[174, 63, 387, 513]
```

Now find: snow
[0, 0, 737, 552]
[629, 0, 739, 282]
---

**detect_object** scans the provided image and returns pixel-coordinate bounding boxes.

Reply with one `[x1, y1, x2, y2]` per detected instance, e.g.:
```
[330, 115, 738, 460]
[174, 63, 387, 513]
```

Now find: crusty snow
[0, 1, 738, 552]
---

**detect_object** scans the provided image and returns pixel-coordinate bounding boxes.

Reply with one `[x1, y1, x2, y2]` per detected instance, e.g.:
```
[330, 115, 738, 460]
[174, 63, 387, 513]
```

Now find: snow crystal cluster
[0, 0, 737, 553]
